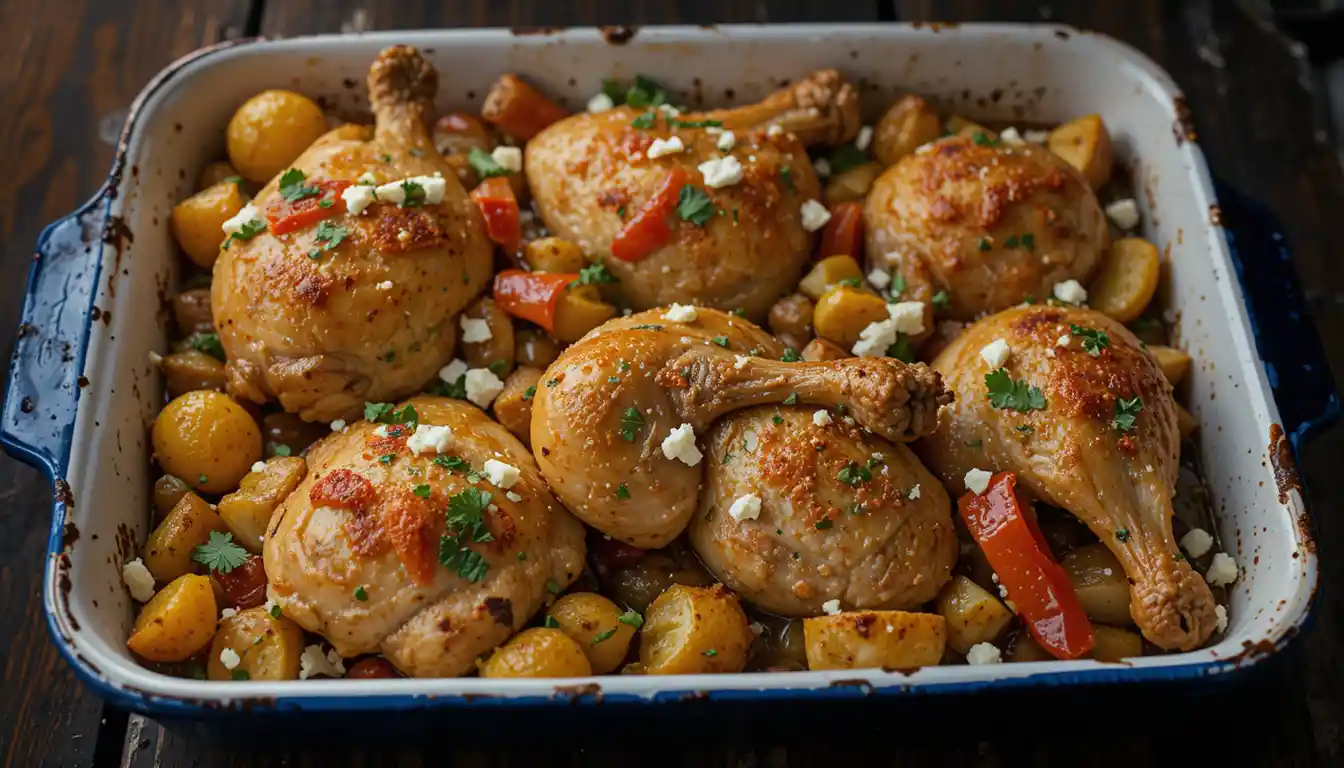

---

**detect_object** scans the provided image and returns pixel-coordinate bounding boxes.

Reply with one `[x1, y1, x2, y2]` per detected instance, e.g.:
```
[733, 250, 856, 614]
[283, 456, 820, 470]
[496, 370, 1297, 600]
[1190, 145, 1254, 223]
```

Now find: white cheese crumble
[406, 424, 454, 456]
[120, 558, 156, 603]
[766, 124, 784, 137]
[907, 485, 922, 501]
[438, 359, 469, 384]
[812, 409, 833, 427]
[664, 303, 698, 323]
[964, 468, 993, 495]
[887, 301, 926, 334]
[980, 338, 1011, 368]
[357, 171, 378, 185]
[219, 648, 242, 670]
[661, 423, 703, 466]
[733, 355, 750, 370]
[220, 608, 238, 620]
[491, 146, 523, 173]
[483, 459, 521, 489]
[1105, 198, 1142, 230]
[800, 200, 831, 232]
[1023, 129, 1050, 144]
[505, 491, 522, 503]
[658, 104, 681, 118]
[1214, 604, 1228, 634]
[1180, 527, 1215, 559]
[376, 280, 394, 291]
[586, 92, 615, 113]
[1053, 279, 1088, 305]
[867, 269, 891, 290]
[851, 302, 926, 358]
[698, 156, 744, 189]
[298, 645, 346, 680]
[966, 642, 1003, 665]
[372, 425, 390, 438]
[459, 316, 493, 343]
[855, 125, 874, 151]
[341, 184, 376, 216]
[749, 621, 765, 636]
[1057, 334, 1072, 347]
[998, 126, 1024, 144]
[330, 419, 347, 432]
[716, 130, 737, 151]
[372, 175, 447, 208]
[250, 461, 269, 476]
[646, 136, 686, 159]
[813, 157, 831, 177]
[464, 368, 505, 408]
[1205, 552, 1240, 587]
[728, 493, 762, 522]
[821, 599, 842, 615]
[221, 204, 261, 235]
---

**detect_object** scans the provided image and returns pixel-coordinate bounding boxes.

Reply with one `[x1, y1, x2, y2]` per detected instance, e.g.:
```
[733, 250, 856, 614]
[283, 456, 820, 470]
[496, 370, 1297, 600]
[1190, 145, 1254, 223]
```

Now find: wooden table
[2, 1, 1342, 765]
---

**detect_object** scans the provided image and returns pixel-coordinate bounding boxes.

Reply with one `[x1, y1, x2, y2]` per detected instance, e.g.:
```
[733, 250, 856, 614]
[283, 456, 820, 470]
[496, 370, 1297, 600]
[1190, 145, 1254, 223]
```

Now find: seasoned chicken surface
[532, 308, 951, 548]
[525, 71, 860, 318]
[916, 306, 1215, 650]
[214, 46, 493, 422]
[263, 396, 586, 677]
[690, 407, 956, 616]
[863, 136, 1107, 323]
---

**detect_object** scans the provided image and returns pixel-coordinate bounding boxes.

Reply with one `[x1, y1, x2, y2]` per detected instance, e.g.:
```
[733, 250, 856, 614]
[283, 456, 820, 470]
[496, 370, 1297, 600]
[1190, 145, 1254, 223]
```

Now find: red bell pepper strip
[817, 201, 863, 260]
[493, 270, 578, 332]
[610, 165, 688, 263]
[266, 180, 351, 235]
[470, 177, 522, 254]
[959, 471, 1095, 660]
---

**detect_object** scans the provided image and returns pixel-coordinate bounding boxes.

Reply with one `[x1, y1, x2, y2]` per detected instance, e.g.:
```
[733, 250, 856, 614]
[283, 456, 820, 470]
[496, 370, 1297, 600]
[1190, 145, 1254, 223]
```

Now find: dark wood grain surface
[2, 1, 1342, 766]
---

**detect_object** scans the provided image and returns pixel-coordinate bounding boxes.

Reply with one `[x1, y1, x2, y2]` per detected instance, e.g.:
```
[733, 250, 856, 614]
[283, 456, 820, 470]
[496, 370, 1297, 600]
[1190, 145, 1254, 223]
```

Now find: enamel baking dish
[4, 24, 1338, 718]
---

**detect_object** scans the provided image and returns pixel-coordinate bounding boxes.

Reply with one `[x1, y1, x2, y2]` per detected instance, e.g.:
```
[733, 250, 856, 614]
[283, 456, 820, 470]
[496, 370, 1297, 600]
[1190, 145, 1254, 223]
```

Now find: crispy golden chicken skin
[690, 407, 956, 616]
[916, 305, 1216, 650]
[525, 71, 860, 319]
[213, 46, 492, 422]
[863, 136, 1107, 323]
[263, 397, 586, 677]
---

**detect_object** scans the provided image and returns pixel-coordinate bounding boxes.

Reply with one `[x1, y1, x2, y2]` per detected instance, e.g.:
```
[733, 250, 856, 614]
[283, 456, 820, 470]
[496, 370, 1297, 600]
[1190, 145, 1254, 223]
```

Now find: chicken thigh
[916, 305, 1215, 650]
[690, 407, 956, 616]
[214, 46, 493, 422]
[263, 396, 586, 677]
[863, 135, 1107, 323]
[525, 71, 860, 318]
[531, 308, 951, 548]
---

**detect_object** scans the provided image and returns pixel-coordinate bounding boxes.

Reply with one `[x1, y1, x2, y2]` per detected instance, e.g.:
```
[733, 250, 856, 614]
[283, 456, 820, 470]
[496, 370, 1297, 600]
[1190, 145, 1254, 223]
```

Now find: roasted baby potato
[812, 285, 889, 350]
[803, 610, 947, 670]
[1061, 544, 1133, 626]
[1006, 632, 1053, 663]
[494, 367, 543, 446]
[151, 390, 262, 495]
[946, 115, 995, 139]
[460, 297, 516, 377]
[1088, 237, 1160, 322]
[768, 293, 815, 351]
[640, 584, 752, 675]
[1176, 402, 1199, 439]
[1149, 345, 1192, 387]
[480, 628, 593, 678]
[1048, 114, 1113, 189]
[206, 606, 304, 681]
[345, 657, 402, 679]
[217, 457, 308, 553]
[433, 112, 493, 157]
[143, 492, 229, 583]
[525, 237, 588, 274]
[552, 285, 618, 343]
[226, 89, 328, 183]
[801, 337, 850, 362]
[197, 160, 242, 191]
[171, 289, 214, 334]
[935, 575, 1015, 655]
[515, 330, 564, 370]
[873, 94, 942, 166]
[547, 592, 638, 674]
[822, 162, 883, 207]
[1091, 625, 1143, 662]
[152, 474, 192, 524]
[799, 255, 864, 300]
[127, 574, 217, 662]
[161, 350, 227, 398]
[170, 181, 247, 269]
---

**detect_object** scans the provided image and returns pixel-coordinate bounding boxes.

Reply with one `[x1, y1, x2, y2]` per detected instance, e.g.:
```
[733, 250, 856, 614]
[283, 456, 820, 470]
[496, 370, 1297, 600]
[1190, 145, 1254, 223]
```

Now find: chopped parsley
[546, 580, 561, 595]
[311, 220, 349, 257]
[379, 454, 394, 464]
[1070, 324, 1110, 356]
[438, 488, 494, 582]
[985, 368, 1047, 412]
[887, 334, 915, 363]
[624, 74, 669, 109]
[616, 483, 630, 499]
[815, 519, 834, 531]
[838, 277, 862, 288]
[971, 131, 999, 147]
[221, 218, 266, 249]
[978, 237, 992, 252]
[783, 393, 798, 405]
[191, 531, 249, 573]
[607, 375, 620, 384]
[1015, 425, 1035, 435]
[544, 615, 560, 628]
[1112, 397, 1143, 432]
[669, 118, 723, 129]
[546, 378, 560, 387]
[433, 455, 467, 472]
[711, 335, 730, 347]
[965, 439, 983, 448]
[772, 413, 784, 425]
[781, 347, 802, 363]
[318, 199, 335, 209]
[829, 143, 868, 174]
[220, 175, 243, 185]
[516, 551, 527, 561]
[889, 273, 907, 297]
[365, 401, 418, 428]
[631, 111, 658, 129]
[271, 444, 292, 457]
[278, 168, 320, 203]
[677, 186, 716, 226]
[618, 610, 643, 628]
[931, 290, 950, 310]
[1003, 234, 1020, 248]
[592, 628, 618, 644]
[413, 484, 432, 498]
[1003, 233, 1035, 251]
[232, 670, 251, 681]
[467, 147, 511, 178]
[522, 386, 536, 401]
[1115, 528, 1131, 542]
[702, 649, 719, 657]
[572, 261, 618, 286]
[779, 166, 796, 194]
[618, 407, 645, 441]
[400, 180, 427, 207]
[186, 331, 226, 361]
[837, 461, 872, 486]
[354, 585, 368, 601]
[632, 324, 664, 331]
[729, 307, 748, 318]
[269, 603, 283, 619]
[488, 359, 508, 375]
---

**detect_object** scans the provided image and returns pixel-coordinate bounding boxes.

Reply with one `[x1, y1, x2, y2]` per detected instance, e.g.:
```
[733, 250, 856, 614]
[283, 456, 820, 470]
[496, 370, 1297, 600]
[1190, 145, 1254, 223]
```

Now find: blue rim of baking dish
[2, 26, 1336, 717]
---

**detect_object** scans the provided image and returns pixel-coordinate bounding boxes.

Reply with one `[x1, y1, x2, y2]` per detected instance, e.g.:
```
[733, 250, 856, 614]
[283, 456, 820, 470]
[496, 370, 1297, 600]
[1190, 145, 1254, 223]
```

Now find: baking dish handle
[1, 198, 108, 475]
[1215, 179, 1341, 453]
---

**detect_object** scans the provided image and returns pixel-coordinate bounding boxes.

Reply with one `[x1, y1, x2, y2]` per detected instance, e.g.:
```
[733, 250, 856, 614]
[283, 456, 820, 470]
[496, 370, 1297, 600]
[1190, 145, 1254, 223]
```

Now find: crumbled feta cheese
[406, 424, 454, 455]
[372, 425, 390, 438]
[483, 458, 521, 489]
[766, 124, 784, 137]
[867, 269, 891, 290]
[664, 303, 698, 323]
[646, 136, 686, 159]
[250, 461, 267, 474]
[1105, 198, 1142, 230]
[330, 419, 347, 432]
[661, 423, 703, 466]
[148, 351, 163, 366]
[812, 409, 833, 427]
[856, 125, 874, 151]
[998, 126, 1024, 144]
[728, 494, 762, 522]
[1214, 604, 1228, 634]
[219, 648, 242, 670]
[464, 368, 505, 408]
[1053, 279, 1088, 305]
[1045, 348, 1056, 358]
[491, 146, 523, 173]
[263, 598, 279, 616]
[376, 280, 394, 291]
[749, 621, 765, 635]
[220, 607, 237, 620]
[341, 184, 376, 216]
[813, 157, 831, 177]
[658, 104, 681, 118]
[439, 359, 469, 385]
[966, 642, 1003, 665]
[586, 92, 615, 113]
[1023, 129, 1050, 144]
[980, 338, 1011, 368]
[733, 355, 750, 370]
[298, 645, 346, 680]
[800, 200, 831, 232]
[221, 205, 261, 235]
[964, 468, 993, 495]
[372, 175, 447, 207]
[459, 316, 493, 343]
[821, 599, 842, 615]
[505, 491, 522, 503]
[852, 318, 899, 358]
[1057, 334, 1071, 347]
[1206, 552, 1239, 587]
[357, 171, 378, 185]
[120, 558, 156, 603]
[698, 156, 744, 189]
[888, 301, 926, 334]
[716, 130, 737, 151]
[1180, 527, 1215, 559]
[907, 484, 921, 501]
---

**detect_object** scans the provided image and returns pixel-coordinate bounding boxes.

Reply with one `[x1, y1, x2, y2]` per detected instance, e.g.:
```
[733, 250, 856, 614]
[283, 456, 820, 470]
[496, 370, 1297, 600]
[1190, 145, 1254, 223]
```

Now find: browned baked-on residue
[601, 26, 637, 45]
[1172, 95, 1197, 146]
[483, 596, 514, 626]
[510, 26, 564, 36]
[1209, 204, 1223, 227]
[552, 682, 604, 703]
[62, 521, 80, 550]
[1268, 423, 1302, 505]
[54, 478, 75, 507]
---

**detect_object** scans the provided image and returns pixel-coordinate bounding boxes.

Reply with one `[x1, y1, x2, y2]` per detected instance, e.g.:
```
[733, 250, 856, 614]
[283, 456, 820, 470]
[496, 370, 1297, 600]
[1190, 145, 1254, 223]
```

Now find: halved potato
[803, 610, 946, 670]
[640, 584, 752, 675]
[547, 592, 637, 675]
[144, 492, 229, 583]
[1048, 114, 1113, 189]
[206, 606, 304, 680]
[1088, 237, 1160, 322]
[935, 575, 1014, 655]
[1149, 345, 1192, 386]
[553, 285, 618, 343]
[1060, 544, 1132, 626]
[127, 574, 217, 662]
[1091, 625, 1142, 663]
[217, 457, 308, 553]
[480, 628, 592, 678]
[812, 285, 890, 350]
[822, 162, 884, 207]
[873, 95, 942, 166]
[799, 255, 864, 300]
[1176, 402, 1199, 439]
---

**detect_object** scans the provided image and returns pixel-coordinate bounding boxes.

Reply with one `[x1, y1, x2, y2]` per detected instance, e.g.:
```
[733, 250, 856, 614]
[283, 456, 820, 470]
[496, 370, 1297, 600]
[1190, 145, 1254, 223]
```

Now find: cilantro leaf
[572, 261, 618, 286]
[221, 218, 266, 250]
[467, 147, 511, 179]
[677, 186, 716, 226]
[631, 111, 657, 129]
[1112, 397, 1143, 432]
[837, 461, 872, 486]
[278, 168, 320, 203]
[618, 407, 645, 442]
[191, 530, 250, 573]
[364, 402, 395, 422]
[433, 455, 468, 472]
[625, 74, 668, 109]
[1070, 324, 1110, 356]
[439, 488, 494, 582]
[312, 219, 349, 255]
[618, 610, 643, 628]
[185, 331, 225, 361]
[931, 290, 950, 310]
[984, 368, 1047, 412]
[365, 401, 418, 428]
[781, 348, 802, 363]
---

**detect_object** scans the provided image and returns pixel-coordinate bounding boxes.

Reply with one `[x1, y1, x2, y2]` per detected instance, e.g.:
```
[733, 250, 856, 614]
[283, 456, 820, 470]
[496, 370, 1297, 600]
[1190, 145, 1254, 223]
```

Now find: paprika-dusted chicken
[213, 46, 493, 422]
[525, 71, 860, 318]
[531, 308, 951, 548]
[863, 135, 1107, 323]
[689, 407, 956, 616]
[263, 396, 586, 677]
[916, 305, 1216, 650]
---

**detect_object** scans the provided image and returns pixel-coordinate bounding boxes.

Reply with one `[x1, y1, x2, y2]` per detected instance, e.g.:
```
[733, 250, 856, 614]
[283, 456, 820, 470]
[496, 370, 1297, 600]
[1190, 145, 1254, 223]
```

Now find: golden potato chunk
[1176, 402, 1199, 439]
[525, 237, 588, 273]
[552, 285, 618, 343]
[127, 574, 217, 662]
[640, 584, 752, 675]
[1088, 237, 1160, 322]
[803, 610, 946, 670]
[226, 89, 328, 183]
[197, 160, 243, 191]
[143, 492, 229, 583]
[494, 367, 543, 446]
[161, 350, 226, 399]
[767, 293, 815, 352]
[1048, 114, 1113, 189]
[170, 182, 247, 269]
[547, 592, 638, 675]
[1061, 544, 1133, 626]
[207, 607, 305, 680]
[216, 456, 308, 552]
[935, 575, 1014, 655]
[1091, 625, 1143, 663]
[1149, 345, 1192, 387]
[812, 285, 889, 350]
[873, 95, 942, 166]
[480, 628, 592, 678]
[799, 255, 864, 301]
[801, 337, 851, 362]
[152, 391, 262, 494]
[822, 162, 883, 207]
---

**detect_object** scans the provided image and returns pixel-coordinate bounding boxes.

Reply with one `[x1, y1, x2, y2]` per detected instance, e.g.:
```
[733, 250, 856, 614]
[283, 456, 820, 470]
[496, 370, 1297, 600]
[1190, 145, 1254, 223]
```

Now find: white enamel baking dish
[4, 24, 1337, 718]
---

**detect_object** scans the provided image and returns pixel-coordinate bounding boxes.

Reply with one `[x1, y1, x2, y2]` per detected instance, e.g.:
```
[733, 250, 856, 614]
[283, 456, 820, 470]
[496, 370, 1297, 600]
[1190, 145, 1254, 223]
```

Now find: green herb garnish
[278, 168, 320, 203]
[616, 484, 630, 499]
[186, 331, 225, 361]
[572, 261, 618, 286]
[1112, 397, 1143, 432]
[191, 531, 249, 573]
[618, 610, 643, 628]
[618, 407, 645, 442]
[837, 461, 872, 486]
[438, 488, 494, 582]
[467, 147, 511, 179]
[677, 185, 716, 226]
[985, 368, 1047, 412]
[781, 348, 802, 363]
[354, 585, 368, 601]
[1070, 324, 1110, 356]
